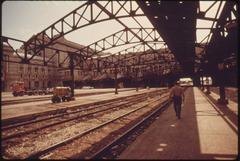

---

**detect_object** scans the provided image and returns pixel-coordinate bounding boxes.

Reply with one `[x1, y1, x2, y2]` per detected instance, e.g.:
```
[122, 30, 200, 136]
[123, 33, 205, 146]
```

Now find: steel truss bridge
[1, 0, 238, 97]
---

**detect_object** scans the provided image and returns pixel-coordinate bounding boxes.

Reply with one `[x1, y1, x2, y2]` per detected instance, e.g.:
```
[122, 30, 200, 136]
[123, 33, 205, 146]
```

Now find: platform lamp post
[217, 63, 228, 105]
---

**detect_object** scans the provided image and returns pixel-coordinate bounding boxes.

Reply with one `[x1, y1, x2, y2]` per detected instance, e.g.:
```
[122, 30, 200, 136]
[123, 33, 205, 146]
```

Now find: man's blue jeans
[173, 96, 182, 118]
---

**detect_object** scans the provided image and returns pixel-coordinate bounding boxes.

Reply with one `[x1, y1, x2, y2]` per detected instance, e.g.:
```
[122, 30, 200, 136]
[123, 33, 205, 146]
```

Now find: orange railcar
[10, 81, 25, 96]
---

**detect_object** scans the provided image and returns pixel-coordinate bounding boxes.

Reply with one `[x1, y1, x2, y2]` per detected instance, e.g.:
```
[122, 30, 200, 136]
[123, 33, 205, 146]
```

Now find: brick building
[2, 35, 179, 91]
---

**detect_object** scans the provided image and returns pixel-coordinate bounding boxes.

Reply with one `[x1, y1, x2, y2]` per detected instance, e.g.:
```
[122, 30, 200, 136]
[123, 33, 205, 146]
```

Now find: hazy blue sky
[2, 1, 227, 52]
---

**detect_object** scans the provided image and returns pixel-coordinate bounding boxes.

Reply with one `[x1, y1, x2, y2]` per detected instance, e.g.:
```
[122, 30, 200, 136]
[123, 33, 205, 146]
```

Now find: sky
[2, 1, 228, 53]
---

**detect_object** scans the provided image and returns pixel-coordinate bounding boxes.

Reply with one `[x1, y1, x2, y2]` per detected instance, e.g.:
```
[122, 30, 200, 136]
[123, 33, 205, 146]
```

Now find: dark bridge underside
[137, 1, 198, 76]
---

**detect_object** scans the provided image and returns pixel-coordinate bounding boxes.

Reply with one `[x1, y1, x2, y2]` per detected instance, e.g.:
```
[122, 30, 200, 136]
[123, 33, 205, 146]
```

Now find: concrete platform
[119, 87, 238, 160]
[1, 88, 163, 123]
[1, 88, 135, 102]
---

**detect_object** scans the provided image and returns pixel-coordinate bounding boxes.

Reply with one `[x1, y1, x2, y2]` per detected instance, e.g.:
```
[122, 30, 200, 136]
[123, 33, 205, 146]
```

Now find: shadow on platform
[119, 87, 238, 160]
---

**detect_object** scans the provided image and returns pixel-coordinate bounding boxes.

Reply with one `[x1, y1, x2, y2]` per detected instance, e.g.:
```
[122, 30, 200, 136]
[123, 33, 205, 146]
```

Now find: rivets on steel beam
[2, 37, 8, 42]
[110, 15, 115, 18]
[89, 20, 95, 24]
[130, 11, 136, 16]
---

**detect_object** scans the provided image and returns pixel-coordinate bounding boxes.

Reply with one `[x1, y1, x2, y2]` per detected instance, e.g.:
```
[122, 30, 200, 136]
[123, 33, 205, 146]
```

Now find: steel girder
[1, 27, 162, 66]
[196, 1, 237, 71]
[70, 28, 164, 58]
[2, 33, 176, 77]
[202, 1, 238, 86]
[137, 0, 238, 79]
[2, 1, 181, 79]
[136, 1, 198, 76]
[23, 1, 145, 62]
[77, 42, 176, 70]
[1, 36, 84, 67]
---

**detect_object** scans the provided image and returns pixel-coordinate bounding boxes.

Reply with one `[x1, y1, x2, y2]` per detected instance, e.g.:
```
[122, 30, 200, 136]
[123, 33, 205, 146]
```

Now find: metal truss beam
[195, 1, 238, 77]
[24, 1, 145, 62]
[73, 27, 163, 58]
[76, 41, 178, 77]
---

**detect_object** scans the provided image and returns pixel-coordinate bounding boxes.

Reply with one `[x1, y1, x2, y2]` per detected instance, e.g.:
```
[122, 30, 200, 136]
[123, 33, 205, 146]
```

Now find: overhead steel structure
[136, 1, 237, 81]
[137, 1, 198, 76]
[1, 1, 238, 101]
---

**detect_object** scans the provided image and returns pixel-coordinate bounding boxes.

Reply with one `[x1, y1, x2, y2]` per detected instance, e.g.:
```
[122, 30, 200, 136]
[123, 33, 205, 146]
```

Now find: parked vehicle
[10, 81, 51, 96]
[10, 81, 25, 96]
[51, 87, 74, 103]
[45, 88, 53, 95]
[25, 90, 34, 96]
[82, 86, 94, 89]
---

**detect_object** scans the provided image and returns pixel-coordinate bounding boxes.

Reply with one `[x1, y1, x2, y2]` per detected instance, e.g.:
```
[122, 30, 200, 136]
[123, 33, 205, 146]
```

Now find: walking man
[169, 81, 185, 119]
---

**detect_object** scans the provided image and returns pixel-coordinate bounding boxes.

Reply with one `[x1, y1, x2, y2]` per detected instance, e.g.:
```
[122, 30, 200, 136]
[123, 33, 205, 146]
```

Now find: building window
[34, 81, 39, 88]
[19, 65, 24, 72]
[65, 71, 70, 76]
[35, 67, 38, 73]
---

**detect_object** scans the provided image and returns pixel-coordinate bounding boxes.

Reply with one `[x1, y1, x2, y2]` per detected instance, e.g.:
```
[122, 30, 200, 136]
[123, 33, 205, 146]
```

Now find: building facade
[2, 35, 180, 91]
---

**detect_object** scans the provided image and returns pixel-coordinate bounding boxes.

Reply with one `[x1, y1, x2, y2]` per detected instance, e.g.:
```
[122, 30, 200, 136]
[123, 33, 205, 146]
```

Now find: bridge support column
[192, 74, 200, 87]
[217, 63, 228, 105]
[135, 68, 139, 92]
[200, 76, 205, 91]
[69, 54, 75, 98]
[114, 64, 118, 94]
[217, 86, 228, 104]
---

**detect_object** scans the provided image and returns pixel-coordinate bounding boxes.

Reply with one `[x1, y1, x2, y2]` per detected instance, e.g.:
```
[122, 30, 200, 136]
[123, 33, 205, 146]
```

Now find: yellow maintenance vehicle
[51, 87, 74, 103]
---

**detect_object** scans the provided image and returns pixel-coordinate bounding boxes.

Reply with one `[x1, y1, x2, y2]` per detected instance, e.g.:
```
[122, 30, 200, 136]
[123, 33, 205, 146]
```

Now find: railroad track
[2, 89, 168, 159]
[2, 90, 162, 140]
[1, 88, 136, 105]
[88, 87, 188, 159]
[90, 99, 170, 159]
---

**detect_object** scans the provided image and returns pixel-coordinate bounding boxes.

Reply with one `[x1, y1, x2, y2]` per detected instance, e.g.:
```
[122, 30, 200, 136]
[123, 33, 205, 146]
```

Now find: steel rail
[26, 93, 169, 159]
[90, 98, 170, 159]
[2, 91, 139, 130]
[2, 90, 165, 141]
[90, 88, 188, 159]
